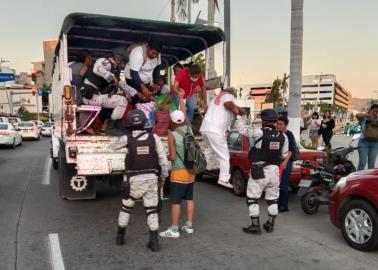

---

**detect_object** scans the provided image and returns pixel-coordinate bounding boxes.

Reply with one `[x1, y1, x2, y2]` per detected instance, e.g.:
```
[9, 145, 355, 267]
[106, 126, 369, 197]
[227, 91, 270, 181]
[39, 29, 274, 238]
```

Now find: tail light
[68, 146, 77, 159]
[64, 85, 72, 100]
[0, 131, 9, 135]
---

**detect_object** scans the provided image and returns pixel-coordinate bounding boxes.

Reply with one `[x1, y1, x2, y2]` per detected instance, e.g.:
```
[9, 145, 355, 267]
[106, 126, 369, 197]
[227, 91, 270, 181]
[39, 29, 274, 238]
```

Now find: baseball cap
[170, 110, 185, 124]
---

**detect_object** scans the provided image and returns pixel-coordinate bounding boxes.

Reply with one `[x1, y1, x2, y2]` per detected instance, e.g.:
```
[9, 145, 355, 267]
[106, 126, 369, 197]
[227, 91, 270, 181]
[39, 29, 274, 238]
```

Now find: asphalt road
[0, 136, 377, 270]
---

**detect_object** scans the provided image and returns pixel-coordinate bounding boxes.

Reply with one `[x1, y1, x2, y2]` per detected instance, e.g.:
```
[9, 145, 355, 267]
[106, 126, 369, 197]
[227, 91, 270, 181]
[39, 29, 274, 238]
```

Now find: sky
[0, 0, 377, 99]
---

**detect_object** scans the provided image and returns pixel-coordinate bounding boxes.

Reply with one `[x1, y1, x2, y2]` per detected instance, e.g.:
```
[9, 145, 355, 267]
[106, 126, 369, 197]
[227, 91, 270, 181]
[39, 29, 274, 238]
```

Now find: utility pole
[224, 0, 231, 87]
[188, 0, 192, 23]
[206, 0, 216, 79]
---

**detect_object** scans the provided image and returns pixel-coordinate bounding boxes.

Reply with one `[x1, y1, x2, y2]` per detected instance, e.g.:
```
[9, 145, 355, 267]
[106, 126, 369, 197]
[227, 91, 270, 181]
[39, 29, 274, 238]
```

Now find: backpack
[174, 127, 207, 175]
[126, 43, 148, 66]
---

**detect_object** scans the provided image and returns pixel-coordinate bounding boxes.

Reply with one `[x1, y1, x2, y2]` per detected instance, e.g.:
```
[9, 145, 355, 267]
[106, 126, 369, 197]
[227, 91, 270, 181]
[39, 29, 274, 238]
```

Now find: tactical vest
[249, 127, 285, 165]
[126, 131, 160, 177]
[85, 59, 118, 92]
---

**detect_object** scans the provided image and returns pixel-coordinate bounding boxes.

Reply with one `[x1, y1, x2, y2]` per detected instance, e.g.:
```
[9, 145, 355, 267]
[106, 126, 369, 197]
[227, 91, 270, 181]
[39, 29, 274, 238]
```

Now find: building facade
[239, 74, 352, 113]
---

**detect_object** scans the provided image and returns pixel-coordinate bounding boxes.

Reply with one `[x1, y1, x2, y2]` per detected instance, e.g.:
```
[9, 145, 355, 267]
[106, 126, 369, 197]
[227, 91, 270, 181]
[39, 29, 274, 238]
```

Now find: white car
[31, 120, 44, 129]
[18, 121, 41, 140]
[41, 122, 54, 136]
[0, 123, 22, 148]
[8, 117, 22, 127]
[0, 117, 9, 123]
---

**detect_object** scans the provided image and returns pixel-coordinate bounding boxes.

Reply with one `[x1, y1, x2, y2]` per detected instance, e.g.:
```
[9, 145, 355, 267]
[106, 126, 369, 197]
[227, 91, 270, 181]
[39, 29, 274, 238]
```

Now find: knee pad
[145, 206, 158, 216]
[121, 198, 136, 213]
[266, 199, 278, 216]
[246, 197, 258, 207]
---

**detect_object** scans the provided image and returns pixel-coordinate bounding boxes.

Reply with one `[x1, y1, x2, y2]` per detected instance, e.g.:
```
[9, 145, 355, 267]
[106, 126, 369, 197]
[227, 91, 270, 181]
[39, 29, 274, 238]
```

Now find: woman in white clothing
[307, 112, 321, 148]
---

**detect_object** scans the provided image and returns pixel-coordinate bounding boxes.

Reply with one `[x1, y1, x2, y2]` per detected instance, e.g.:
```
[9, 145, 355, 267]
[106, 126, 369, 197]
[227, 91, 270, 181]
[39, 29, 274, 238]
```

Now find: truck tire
[231, 169, 247, 196]
[58, 143, 96, 200]
[340, 199, 378, 251]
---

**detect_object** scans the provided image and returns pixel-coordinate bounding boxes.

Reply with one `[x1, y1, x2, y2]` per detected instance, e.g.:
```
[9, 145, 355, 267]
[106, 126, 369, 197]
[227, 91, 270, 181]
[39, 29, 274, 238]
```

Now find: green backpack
[364, 120, 378, 142]
[175, 127, 207, 175]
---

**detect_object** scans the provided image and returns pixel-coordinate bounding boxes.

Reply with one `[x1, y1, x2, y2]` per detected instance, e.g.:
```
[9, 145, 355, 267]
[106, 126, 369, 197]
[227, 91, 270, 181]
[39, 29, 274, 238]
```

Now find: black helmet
[112, 47, 128, 62]
[127, 109, 146, 127]
[261, 109, 278, 121]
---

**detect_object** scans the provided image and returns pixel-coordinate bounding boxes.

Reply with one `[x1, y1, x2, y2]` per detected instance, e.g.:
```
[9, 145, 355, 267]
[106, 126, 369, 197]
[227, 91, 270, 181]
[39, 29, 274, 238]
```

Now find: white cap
[170, 110, 185, 124]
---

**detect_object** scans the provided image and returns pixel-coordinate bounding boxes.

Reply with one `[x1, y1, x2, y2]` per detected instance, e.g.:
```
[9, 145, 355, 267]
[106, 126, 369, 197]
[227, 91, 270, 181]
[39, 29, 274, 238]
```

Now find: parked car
[0, 123, 22, 148]
[41, 122, 54, 137]
[329, 169, 378, 251]
[226, 130, 327, 196]
[18, 121, 41, 140]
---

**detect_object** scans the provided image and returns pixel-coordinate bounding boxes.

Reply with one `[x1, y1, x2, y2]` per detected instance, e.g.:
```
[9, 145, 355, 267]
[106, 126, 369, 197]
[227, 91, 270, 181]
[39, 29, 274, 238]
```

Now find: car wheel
[52, 158, 58, 170]
[231, 169, 247, 196]
[11, 139, 16, 149]
[340, 199, 378, 251]
[301, 191, 319, 214]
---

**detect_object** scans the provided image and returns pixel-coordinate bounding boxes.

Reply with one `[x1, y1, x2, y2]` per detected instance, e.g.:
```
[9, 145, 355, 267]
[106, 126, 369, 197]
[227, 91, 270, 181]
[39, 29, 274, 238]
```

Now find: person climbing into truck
[81, 47, 131, 135]
[125, 40, 163, 104]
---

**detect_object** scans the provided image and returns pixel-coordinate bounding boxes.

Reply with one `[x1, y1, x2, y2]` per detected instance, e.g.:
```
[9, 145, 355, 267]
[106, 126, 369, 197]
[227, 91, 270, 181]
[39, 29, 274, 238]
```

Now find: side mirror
[352, 133, 361, 140]
[317, 146, 326, 151]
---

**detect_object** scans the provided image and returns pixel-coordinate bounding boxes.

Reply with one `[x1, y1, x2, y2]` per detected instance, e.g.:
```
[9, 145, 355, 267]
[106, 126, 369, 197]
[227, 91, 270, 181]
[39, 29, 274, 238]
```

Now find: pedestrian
[81, 47, 130, 135]
[173, 63, 184, 77]
[110, 109, 169, 252]
[171, 64, 207, 122]
[320, 110, 335, 149]
[356, 104, 378, 170]
[276, 116, 297, 213]
[125, 40, 162, 103]
[200, 87, 245, 188]
[307, 112, 321, 148]
[235, 109, 288, 234]
[159, 110, 195, 238]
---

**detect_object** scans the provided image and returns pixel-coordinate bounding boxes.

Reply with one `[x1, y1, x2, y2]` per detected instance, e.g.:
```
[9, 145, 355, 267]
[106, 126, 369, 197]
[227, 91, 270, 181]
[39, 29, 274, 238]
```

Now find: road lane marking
[42, 157, 52, 185]
[48, 233, 65, 270]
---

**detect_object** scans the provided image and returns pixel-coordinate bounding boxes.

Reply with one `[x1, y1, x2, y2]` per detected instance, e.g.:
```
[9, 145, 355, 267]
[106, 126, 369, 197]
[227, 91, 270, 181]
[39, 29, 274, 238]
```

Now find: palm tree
[171, 0, 219, 24]
[265, 78, 283, 108]
[287, 0, 304, 141]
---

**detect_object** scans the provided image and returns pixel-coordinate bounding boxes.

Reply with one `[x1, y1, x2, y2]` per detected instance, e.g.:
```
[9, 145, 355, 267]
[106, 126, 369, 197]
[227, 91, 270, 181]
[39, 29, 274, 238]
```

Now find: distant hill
[352, 98, 374, 111]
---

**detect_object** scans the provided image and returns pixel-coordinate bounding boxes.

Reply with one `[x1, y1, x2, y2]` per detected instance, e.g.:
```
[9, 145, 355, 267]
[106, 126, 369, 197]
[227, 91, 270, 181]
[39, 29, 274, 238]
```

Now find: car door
[11, 125, 21, 144]
[228, 131, 243, 166]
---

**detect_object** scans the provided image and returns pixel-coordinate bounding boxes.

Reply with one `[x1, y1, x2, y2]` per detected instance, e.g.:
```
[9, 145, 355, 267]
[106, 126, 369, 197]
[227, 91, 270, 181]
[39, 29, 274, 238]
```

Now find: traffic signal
[31, 71, 37, 82]
[32, 87, 37, 96]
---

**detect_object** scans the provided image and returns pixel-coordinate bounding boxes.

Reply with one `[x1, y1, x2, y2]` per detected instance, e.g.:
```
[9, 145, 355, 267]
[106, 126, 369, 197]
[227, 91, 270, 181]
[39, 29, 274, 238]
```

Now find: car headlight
[335, 176, 347, 190]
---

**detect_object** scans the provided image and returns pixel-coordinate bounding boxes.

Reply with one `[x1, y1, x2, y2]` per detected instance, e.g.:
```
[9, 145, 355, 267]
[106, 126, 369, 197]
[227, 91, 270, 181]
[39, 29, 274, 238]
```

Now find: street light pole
[224, 0, 231, 87]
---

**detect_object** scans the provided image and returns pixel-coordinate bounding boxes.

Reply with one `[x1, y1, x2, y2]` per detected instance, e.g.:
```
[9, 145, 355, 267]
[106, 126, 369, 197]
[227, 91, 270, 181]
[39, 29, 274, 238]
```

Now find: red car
[227, 130, 327, 196]
[329, 169, 378, 251]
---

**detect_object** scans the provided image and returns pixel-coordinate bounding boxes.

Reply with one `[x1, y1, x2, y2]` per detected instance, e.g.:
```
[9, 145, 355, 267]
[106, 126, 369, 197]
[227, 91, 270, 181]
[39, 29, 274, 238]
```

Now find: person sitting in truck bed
[81, 47, 133, 136]
[125, 40, 163, 104]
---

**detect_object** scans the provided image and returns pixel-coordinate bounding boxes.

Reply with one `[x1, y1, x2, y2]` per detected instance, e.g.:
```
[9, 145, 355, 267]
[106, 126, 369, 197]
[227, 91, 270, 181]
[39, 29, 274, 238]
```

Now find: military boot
[242, 217, 261, 235]
[147, 230, 160, 252]
[116, 227, 126, 245]
[106, 120, 123, 136]
[263, 215, 276, 233]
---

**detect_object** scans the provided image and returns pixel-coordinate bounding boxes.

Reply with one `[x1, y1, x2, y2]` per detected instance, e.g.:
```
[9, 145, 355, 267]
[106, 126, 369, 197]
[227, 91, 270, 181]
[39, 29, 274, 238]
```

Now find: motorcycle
[298, 133, 360, 214]
[297, 163, 336, 214]
[317, 133, 361, 178]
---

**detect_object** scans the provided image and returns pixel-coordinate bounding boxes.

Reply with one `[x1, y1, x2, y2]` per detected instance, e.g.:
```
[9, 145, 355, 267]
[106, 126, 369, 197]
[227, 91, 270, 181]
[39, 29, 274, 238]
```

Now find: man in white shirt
[125, 40, 162, 103]
[199, 87, 245, 188]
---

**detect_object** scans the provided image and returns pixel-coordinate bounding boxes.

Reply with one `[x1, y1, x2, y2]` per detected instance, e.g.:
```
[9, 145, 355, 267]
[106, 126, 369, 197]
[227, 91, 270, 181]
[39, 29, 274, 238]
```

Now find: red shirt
[174, 69, 205, 98]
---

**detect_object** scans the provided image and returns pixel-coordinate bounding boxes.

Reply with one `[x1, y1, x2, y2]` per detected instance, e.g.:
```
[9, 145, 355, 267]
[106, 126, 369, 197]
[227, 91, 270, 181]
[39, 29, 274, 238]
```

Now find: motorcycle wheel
[301, 191, 319, 215]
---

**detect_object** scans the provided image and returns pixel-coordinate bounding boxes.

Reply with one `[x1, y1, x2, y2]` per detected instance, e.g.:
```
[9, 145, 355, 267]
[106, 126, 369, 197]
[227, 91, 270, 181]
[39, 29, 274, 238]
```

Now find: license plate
[298, 179, 312, 188]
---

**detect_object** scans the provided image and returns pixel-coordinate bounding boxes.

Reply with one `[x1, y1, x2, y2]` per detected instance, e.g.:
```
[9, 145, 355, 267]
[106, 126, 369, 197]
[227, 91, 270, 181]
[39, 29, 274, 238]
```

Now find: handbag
[364, 120, 378, 142]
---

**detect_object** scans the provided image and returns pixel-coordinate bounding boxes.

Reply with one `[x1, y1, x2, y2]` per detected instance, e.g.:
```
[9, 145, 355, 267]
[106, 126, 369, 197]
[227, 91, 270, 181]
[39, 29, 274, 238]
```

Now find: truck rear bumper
[76, 153, 126, 175]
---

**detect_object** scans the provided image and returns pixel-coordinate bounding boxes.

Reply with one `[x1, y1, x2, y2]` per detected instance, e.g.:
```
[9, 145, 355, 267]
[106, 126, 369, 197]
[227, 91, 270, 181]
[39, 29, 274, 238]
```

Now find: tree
[17, 106, 32, 121]
[265, 78, 283, 108]
[287, 0, 304, 141]
[193, 53, 206, 76]
[281, 73, 289, 106]
[173, 0, 219, 22]
[304, 102, 314, 114]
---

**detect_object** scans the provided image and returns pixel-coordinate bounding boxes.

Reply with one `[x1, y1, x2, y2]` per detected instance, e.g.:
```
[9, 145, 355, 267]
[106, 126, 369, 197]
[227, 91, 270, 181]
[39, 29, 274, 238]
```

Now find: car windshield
[0, 124, 8, 130]
[18, 122, 34, 127]
[44, 123, 53, 127]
